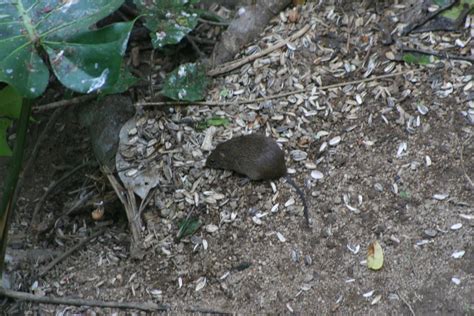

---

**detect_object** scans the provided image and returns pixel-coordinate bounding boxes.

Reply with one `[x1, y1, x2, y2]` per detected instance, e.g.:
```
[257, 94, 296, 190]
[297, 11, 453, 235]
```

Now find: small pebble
[423, 229, 437, 238]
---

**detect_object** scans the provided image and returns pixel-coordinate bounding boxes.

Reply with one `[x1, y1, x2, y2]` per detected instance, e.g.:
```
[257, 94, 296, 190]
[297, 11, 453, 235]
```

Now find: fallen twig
[39, 229, 105, 277]
[198, 17, 230, 27]
[32, 94, 98, 113]
[31, 161, 95, 229]
[23, 108, 65, 180]
[458, 135, 473, 190]
[0, 287, 169, 312]
[185, 306, 232, 315]
[13, 107, 65, 224]
[207, 24, 311, 77]
[138, 71, 412, 108]
[102, 166, 142, 247]
[397, 291, 416, 316]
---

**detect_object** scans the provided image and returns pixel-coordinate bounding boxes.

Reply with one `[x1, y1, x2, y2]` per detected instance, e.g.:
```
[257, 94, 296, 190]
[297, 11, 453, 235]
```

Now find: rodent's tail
[285, 175, 310, 226]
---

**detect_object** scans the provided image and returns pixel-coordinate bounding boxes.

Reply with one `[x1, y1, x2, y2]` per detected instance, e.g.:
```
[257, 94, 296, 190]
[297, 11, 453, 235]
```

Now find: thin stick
[207, 24, 311, 77]
[459, 135, 473, 190]
[39, 230, 104, 277]
[186, 35, 206, 59]
[23, 108, 65, 178]
[397, 291, 416, 316]
[32, 94, 97, 112]
[401, 0, 458, 35]
[185, 306, 232, 314]
[12, 107, 65, 229]
[138, 71, 411, 108]
[31, 162, 94, 228]
[198, 17, 230, 26]
[102, 166, 141, 245]
[0, 287, 169, 312]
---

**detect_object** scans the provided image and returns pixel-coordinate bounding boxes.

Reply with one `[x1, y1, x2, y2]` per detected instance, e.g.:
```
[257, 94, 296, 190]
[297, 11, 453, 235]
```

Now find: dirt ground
[1, 1, 473, 315]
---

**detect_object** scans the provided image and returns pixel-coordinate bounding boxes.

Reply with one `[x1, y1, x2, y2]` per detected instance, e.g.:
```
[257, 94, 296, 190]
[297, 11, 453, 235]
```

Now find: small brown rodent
[206, 134, 310, 225]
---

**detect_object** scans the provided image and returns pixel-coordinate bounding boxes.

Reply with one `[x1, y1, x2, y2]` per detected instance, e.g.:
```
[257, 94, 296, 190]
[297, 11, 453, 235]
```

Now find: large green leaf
[433, 0, 474, 20]
[0, 86, 22, 156]
[0, 119, 13, 156]
[0, 0, 131, 98]
[134, 0, 200, 48]
[44, 21, 134, 93]
[0, 85, 22, 120]
[162, 63, 208, 101]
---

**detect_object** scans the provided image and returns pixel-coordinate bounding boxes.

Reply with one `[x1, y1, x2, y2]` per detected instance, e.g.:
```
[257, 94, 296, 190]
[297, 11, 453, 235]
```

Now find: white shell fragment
[416, 240, 430, 246]
[329, 136, 341, 146]
[276, 232, 286, 242]
[285, 198, 295, 207]
[290, 150, 308, 161]
[417, 104, 429, 115]
[271, 204, 279, 213]
[319, 142, 328, 152]
[311, 170, 324, 180]
[363, 290, 374, 298]
[425, 155, 432, 166]
[201, 126, 217, 151]
[195, 277, 207, 292]
[371, 295, 382, 305]
[451, 250, 465, 259]
[347, 244, 360, 254]
[205, 224, 219, 233]
[450, 223, 462, 230]
[459, 214, 474, 220]
[396, 142, 407, 157]
[315, 131, 329, 139]
[451, 277, 461, 285]
[252, 216, 262, 225]
[433, 193, 449, 200]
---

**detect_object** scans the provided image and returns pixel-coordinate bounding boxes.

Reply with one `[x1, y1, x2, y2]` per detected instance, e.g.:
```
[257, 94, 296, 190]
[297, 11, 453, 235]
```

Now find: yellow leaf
[367, 241, 384, 270]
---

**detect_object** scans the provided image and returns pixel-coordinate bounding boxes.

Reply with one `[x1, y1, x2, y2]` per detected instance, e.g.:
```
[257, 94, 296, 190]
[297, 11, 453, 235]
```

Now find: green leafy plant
[0, 86, 22, 156]
[399, 191, 410, 199]
[133, 0, 200, 48]
[177, 217, 201, 240]
[433, 0, 474, 20]
[162, 63, 209, 101]
[195, 117, 230, 131]
[402, 53, 434, 65]
[0, 0, 137, 278]
[133, 0, 212, 102]
[0, 0, 135, 98]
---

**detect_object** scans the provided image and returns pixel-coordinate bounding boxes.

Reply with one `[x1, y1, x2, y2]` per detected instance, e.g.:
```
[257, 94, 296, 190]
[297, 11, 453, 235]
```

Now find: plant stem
[0, 98, 32, 278]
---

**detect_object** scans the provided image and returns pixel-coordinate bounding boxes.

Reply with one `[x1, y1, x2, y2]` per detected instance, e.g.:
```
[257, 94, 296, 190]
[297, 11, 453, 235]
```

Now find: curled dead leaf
[367, 240, 384, 270]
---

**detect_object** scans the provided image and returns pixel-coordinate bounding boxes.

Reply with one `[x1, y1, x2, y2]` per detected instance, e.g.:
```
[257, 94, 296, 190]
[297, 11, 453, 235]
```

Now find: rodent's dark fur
[206, 134, 310, 225]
